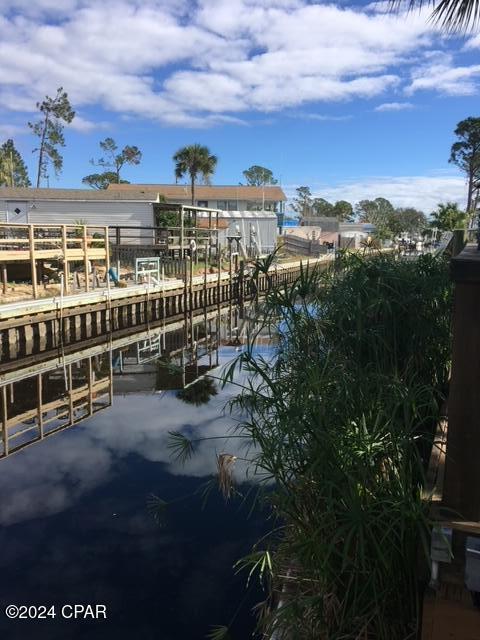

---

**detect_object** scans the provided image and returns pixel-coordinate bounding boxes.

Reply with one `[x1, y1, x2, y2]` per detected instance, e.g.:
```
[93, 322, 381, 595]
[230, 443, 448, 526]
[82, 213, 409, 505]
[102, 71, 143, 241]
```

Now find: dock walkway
[0, 257, 333, 368]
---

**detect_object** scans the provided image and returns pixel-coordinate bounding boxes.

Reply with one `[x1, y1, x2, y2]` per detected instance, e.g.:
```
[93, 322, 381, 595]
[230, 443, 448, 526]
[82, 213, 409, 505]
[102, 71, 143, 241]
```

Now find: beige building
[107, 183, 286, 213]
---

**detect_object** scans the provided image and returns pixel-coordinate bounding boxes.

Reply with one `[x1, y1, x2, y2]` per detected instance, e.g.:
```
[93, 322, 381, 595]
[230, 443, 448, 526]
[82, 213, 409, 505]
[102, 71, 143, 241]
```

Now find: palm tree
[176, 376, 218, 406]
[430, 202, 467, 231]
[173, 144, 218, 205]
[392, 0, 480, 30]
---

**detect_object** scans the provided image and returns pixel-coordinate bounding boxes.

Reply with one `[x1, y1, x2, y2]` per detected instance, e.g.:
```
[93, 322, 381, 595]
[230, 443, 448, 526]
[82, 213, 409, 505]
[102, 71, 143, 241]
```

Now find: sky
[1, 0, 480, 212]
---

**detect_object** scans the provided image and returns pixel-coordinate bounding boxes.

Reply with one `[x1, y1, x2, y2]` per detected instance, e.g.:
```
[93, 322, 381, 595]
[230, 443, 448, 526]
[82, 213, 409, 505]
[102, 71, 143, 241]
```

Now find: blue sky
[1, 0, 480, 211]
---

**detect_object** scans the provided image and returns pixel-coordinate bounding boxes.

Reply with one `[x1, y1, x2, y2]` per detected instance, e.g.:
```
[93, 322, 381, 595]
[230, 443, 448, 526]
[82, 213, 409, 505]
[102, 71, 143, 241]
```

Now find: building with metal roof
[0, 186, 281, 253]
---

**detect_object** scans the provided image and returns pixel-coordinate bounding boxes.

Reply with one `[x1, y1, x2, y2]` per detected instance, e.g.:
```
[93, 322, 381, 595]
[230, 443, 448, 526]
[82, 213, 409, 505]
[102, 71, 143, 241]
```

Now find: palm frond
[167, 431, 195, 463]
[389, 0, 480, 31]
[206, 625, 232, 640]
[146, 493, 168, 527]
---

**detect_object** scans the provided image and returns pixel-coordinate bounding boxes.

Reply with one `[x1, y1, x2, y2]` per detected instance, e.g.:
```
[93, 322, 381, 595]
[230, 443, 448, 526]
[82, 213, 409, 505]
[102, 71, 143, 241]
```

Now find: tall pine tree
[0, 139, 31, 187]
[28, 87, 75, 187]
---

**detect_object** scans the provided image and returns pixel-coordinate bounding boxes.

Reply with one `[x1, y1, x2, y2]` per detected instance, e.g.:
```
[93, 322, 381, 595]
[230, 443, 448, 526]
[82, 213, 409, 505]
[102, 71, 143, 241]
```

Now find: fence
[284, 233, 333, 257]
[109, 225, 220, 274]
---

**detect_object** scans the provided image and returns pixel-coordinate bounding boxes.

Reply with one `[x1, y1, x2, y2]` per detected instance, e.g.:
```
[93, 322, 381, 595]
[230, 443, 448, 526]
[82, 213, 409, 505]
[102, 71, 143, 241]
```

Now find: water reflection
[0, 355, 112, 458]
[0, 307, 264, 459]
[0, 306, 273, 639]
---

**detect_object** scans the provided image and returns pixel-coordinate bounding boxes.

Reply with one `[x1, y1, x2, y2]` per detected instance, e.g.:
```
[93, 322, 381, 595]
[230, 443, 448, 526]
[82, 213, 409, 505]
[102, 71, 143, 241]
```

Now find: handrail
[0, 222, 107, 229]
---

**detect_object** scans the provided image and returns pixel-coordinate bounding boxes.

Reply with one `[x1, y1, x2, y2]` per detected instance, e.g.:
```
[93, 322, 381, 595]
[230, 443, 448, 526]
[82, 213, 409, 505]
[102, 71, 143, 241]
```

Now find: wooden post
[91, 265, 97, 290]
[62, 225, 69, 296]
[104, 226, 110, 284]
[229, 239, 233, 332]
[204, 240, 208, 323]
[108, 353, 114, 407]
[83, 226, 90, 292]
[2, 263, 7, 295]
[239, 258, 244, 309]
[451, 228, 466, 257]
[28, 224, 38, 299]
[443, 245, 480, 520]
[1, 385, 8, 456]
[68, 364, 74, 422]
[217, 231, 221, 308]
[180, 206, 184, 261]
[87, 357, 93, 415]
[190, 250, 194, 345]
[37, 374, 44, 439]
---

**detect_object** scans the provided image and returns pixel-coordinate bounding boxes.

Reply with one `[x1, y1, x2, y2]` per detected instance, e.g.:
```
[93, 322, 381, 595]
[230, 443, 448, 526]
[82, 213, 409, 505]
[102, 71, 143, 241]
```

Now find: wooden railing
[108, 225, 219, 251]
[0, 223, 109, 298]
[420, 242, 480, 639]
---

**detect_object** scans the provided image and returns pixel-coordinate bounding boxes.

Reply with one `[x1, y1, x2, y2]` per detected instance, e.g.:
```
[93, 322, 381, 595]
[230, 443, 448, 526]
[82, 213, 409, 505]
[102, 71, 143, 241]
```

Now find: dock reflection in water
[0, 306, 273, 640]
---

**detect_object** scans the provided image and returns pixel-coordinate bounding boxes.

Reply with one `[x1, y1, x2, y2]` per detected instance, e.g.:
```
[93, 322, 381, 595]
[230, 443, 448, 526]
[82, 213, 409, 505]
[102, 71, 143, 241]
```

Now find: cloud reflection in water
[0, 355, 266, 526]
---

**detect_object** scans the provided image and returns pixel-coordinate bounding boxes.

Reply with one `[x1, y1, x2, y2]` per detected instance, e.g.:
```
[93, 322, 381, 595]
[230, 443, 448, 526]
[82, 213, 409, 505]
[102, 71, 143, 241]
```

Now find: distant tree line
[289, 186, 468, 236]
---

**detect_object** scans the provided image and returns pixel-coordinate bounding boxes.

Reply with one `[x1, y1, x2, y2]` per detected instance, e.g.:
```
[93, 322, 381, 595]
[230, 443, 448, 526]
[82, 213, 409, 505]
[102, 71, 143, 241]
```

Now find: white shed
[220, 210, 278, 254]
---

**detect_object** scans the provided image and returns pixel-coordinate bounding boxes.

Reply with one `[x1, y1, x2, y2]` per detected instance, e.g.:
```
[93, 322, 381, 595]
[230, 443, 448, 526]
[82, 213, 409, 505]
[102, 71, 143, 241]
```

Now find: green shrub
[171, 252, 453, 639]
[228, 253, 452, 639]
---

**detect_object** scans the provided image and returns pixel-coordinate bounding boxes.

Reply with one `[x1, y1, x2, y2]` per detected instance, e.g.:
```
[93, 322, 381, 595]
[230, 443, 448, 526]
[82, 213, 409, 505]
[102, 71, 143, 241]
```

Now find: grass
[169, 250, 453, 639]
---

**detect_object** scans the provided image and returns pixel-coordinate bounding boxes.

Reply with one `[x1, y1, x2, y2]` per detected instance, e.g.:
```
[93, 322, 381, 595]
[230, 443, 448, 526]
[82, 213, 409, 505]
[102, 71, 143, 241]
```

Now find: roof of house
[0, 184, 287, 202]
[0, 187, 159, 202]
[107, 183, 287, 201]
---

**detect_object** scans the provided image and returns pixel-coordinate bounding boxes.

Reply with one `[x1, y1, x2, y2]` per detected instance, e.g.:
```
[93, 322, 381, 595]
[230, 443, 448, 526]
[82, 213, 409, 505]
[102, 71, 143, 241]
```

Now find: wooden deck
[0, 222, 109, 298]
[422, 417, 480, 638]
[0, 256, 333, 369]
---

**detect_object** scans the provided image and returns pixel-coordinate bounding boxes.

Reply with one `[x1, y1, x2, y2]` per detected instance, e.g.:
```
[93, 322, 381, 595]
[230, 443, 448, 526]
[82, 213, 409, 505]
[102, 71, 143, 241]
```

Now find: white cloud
[407, 52, 480, 95]
[0, 0, 476, 128]
[0, 359, 260, 526]
[0, 123, 26, 137]
[463, 32, 480, 49]
[69, 115, 110, 133]
[374, 101, 415, 111]
[291, 112, 352, 121]
[286, 174, 467, 211]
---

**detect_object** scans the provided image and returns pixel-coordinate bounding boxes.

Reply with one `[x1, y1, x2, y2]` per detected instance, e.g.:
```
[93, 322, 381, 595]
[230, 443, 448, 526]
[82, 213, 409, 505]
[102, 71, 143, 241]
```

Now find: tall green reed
[171, 251, 453, 639]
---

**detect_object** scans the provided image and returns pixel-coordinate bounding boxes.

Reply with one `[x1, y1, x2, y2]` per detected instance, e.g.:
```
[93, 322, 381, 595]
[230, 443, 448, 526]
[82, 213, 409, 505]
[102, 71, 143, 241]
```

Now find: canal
[0, 307, 272, 639]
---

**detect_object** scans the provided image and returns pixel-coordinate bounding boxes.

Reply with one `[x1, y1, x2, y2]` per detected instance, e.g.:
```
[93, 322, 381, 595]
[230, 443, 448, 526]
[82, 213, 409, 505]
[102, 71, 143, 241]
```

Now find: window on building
[197, 200, 208, 208]
[227, 201, 238, 211]
[216, 200, 227, 210]
[246, 201, 278, 212]
[264, 201, 278, 212]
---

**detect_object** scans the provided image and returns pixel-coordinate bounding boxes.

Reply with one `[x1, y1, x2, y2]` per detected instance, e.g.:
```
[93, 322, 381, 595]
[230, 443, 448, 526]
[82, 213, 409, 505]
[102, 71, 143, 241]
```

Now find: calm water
[0, 310, 272, 639]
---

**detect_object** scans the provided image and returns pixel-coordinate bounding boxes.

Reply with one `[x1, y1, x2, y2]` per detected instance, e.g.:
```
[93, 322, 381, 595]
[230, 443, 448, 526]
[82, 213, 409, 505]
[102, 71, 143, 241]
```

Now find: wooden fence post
[62, 225, 69, 296]
[443, 245, 480, 520]
[2, 263, 7, 295]
[104, 226, 110, 283]
[28, 224, 38, 299]
[83, 226, 90, 292]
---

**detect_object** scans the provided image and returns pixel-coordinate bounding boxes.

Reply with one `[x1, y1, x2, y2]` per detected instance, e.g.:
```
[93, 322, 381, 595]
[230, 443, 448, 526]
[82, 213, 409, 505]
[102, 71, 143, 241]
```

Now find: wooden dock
[0, 305, 228, 459]
[0, 257, 332, 369]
